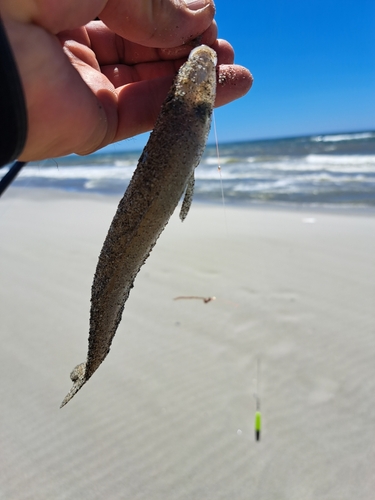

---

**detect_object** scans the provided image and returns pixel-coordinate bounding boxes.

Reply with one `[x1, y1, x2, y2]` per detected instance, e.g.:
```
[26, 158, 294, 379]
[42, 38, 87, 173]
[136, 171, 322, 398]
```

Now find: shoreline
[3, 185, 375, 217]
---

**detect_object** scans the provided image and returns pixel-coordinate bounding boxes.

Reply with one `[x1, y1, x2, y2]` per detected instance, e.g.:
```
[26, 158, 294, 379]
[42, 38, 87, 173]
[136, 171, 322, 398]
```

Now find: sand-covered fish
[61, 45, 217, 407]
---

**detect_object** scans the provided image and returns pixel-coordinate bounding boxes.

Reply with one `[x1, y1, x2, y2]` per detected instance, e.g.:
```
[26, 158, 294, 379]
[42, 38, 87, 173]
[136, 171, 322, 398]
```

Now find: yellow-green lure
[255, 409, 262, 441]
[254, 356, 262, 441]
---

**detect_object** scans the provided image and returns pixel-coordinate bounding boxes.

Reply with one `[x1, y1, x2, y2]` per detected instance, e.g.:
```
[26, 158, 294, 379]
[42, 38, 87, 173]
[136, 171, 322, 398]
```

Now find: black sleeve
[0, 17, 28, 167]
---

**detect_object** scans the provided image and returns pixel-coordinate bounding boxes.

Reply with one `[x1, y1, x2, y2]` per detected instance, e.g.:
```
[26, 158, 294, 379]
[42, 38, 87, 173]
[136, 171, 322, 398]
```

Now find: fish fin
[179, 172, 195, 222]
[60, 362, 87, 408]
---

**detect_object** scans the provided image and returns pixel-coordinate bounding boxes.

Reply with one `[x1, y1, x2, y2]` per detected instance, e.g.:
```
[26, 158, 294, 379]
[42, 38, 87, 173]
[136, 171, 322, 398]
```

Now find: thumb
[99, 0, 216, 48]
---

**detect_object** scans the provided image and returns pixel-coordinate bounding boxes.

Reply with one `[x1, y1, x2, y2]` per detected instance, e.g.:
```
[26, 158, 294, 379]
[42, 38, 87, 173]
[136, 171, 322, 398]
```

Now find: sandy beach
[0, 188, 374, 499]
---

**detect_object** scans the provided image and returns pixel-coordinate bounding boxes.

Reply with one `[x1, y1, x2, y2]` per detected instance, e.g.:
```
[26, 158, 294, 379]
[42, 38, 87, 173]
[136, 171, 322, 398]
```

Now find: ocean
[2, 130, 375, 207]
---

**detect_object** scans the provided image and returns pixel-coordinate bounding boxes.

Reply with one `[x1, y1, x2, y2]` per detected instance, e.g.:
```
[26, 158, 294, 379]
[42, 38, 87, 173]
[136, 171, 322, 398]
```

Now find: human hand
[1, 0, 252, 161]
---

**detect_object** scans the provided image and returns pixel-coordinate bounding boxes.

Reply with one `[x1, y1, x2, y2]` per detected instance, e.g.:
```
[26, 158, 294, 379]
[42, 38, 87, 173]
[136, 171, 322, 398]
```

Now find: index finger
[84, 20, 218, 66]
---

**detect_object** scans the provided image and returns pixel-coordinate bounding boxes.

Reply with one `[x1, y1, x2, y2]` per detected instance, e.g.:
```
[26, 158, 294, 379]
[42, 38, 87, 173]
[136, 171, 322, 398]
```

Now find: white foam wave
[302, 155, 375, 173]
[195, 166, 255, 180]
[195, 155, 375, 180]
[114, 160, 138, 168]
[311, 132, 375, 142]
[248, 155, 375, 174]
[18, 165, 136, 180]
[305, 154, 375, 165]
[231, 177, 305, 194]
[231, 172, 374, 192]
[203, 156, 239, 165]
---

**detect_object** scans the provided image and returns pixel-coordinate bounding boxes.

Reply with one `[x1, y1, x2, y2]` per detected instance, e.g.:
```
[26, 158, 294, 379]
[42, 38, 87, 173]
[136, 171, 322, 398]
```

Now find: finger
[2, 0, 107, 34]
[210, 39, 234, 65]
[216, 64, 253, 105]
[99, 0, 216, 48]
[85, 20, 218, 65]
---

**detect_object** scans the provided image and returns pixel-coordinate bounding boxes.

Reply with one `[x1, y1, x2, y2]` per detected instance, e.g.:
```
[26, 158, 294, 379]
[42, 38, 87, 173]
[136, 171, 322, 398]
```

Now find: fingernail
[184, 0, 211, 11]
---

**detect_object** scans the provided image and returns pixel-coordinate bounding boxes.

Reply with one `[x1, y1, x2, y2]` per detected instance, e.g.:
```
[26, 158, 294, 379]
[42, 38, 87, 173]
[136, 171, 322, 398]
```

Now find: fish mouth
[189, 44, 218, 68]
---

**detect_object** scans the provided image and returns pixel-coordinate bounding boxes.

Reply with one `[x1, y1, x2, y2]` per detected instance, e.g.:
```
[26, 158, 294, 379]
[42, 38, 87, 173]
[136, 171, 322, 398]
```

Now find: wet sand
[1, 189, 374, 499]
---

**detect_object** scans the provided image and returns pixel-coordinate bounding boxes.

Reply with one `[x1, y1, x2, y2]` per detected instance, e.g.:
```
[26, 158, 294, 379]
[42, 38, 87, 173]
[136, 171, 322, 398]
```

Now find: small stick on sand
[173, 296, 216, 304]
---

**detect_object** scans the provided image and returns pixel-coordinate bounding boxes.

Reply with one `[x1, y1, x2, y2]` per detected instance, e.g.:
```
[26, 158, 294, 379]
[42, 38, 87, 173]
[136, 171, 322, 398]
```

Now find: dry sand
[0, 188, 374, 499]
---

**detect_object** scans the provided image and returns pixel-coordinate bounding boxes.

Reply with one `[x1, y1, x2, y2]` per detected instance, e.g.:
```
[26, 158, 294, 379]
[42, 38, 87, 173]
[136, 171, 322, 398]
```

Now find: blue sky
[106, 0, 375, 152]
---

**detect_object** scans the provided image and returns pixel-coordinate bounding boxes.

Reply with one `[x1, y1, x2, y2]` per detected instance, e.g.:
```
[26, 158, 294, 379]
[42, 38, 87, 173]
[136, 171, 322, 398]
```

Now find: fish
[60, 45, 217, 407]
